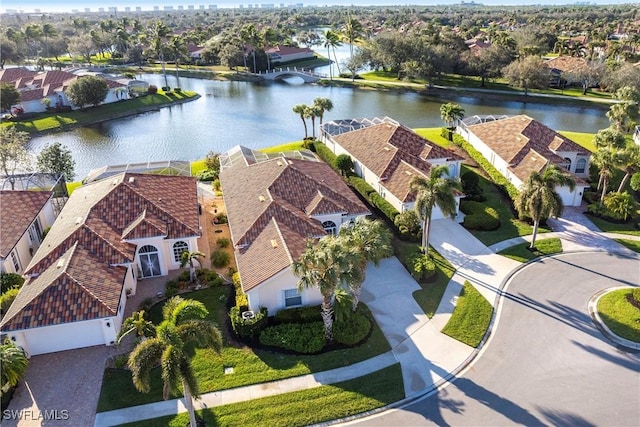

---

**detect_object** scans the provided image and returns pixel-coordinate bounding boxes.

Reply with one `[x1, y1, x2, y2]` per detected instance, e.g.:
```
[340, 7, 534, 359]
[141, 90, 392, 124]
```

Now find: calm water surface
[27, 74, 610, 179]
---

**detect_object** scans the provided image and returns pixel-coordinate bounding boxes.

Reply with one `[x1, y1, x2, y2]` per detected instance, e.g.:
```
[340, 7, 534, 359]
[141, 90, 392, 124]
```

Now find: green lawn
[66, 181, 83, 195]
[441, 281, 494, 348]
[119, 363, 403, 427]
[559, 131, 596, 153]
[586, 214, 640, 237]
[615, 239, 640, 253]
[461, 165, 544, 246]
[597, 288, 640, 342]
[258, 141, 305, 153]
[97, 286, 391, 412]
[392, 239, 456, 318]
[2, 91, 198, 134]
[414, 128, 453, 149]
[498, 238, 563, 263]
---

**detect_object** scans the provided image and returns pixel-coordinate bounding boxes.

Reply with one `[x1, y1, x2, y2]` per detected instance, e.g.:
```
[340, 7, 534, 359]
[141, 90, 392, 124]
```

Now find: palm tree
[305, 104, 322, 139]
[440, 103, 465, 140]
[603, 191, 636, 221]
[169, 35, 189, 85]
[313, 97, 334, 125]
[128, 296, 222, 427]
[148, 21, 171, 89]
[1, 339, 28, 395]
[339, 218, 392, 310]
[515, 165, 576, 249]
[592, 147, 621, 206]
[180, 250, 205, 283]
[617, 144, 640, 192]
[292, 104, 309, 139]
[293, 237, 361, 340]
[593, 127, 626, 150]
[41, 23, 57, 59]
[341, 17, 365, 79]
[323, 29, 343, 79]
[116, 311, 156, 344]
[410, 165, 461, 256]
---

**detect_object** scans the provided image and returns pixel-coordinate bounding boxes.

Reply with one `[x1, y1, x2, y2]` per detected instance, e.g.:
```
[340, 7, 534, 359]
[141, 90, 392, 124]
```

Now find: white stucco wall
[245, 268, 323, 315]
[557, 184, 589, 207]
[128, 235, 199, 279]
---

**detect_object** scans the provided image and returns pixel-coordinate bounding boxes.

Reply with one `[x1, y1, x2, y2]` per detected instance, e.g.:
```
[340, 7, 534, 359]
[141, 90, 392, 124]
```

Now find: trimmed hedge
[334, 311, 371, 346]
[370, 193, 400, 222]
[312, 141, 340, 174]
[454, 134, 519, 201]
[229, 306, 268, 339]
[348, 176, 376, 198]
[461, 200, 500, 231]
[274, 305, 323, 324]
[259, 321, 326, 353]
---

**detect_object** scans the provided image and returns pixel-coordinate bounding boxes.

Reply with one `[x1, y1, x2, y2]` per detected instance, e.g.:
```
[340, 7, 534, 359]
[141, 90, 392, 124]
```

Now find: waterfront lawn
[97, 286, 391, 412]
[597, 288, 640, 343]
[441, 281, 493, 348]
[414, 128, 452, 148]
[498, 238, 563, 263]
[119, 364, 404, 427]
[190, 158, 208, 177]
[2, 91, 198, 134]
[559, 131, 596, 153]
[66, 181, 83, 195]
[258, 141, 305, 153]
[615, 239, 640, 253]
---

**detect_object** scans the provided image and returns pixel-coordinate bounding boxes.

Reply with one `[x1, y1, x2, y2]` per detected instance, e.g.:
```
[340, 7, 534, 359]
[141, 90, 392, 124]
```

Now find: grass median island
[2, 90, 199, 134]
[597, 288, 640, 343]
[119, 363, 403, 427]
[498, 238, 563, 263]
[441, 281, 493, 348]
[97, 286, 392, 412]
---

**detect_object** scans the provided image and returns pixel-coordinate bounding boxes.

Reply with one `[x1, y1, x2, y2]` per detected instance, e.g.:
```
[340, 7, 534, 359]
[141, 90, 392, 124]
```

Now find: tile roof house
[266, 45, 315, 63]
[544, 56, 592, 88]
[320, 117, 465, 220]
[0, 191, 57, 275]
[0, 173, 201, 356]
[219, 146, 370, 315]
[457, 115, 590, 206]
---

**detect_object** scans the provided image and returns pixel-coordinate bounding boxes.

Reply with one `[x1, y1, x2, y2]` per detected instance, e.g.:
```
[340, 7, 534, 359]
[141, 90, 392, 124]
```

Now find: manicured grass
[258, 141, 305, 153]
[441, 281, 494, 348]
[392, 239, 456, 318]
[97, 286, 391, 412]
[2, 91, 199, 134]
[190, 158, 207, 177]
[66, 181, 83, 195]
[615, 239, 640, 253]
[559, 131, 596, 153]
[119, 363, 403, 427]
[414, 128, 453, 149]
[498, 238, 563, 263]
[586, 214, 640, 236]
[597, 288, 640, 343]
[462, 164, 544, 246]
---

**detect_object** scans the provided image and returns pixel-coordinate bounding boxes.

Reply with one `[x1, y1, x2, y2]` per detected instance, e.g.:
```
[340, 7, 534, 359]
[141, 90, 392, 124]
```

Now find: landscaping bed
[597, 288, 640, 343]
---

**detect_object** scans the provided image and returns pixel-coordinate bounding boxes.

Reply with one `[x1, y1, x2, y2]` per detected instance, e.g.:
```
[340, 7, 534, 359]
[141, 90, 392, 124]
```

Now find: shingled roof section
[0, 191, 53, 258]
[1, 173, 199, 332]
[220, 147, 370, 292]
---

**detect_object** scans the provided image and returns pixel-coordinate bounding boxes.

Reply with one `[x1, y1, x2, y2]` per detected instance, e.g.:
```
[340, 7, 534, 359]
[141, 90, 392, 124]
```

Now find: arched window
[173, 241, 188, 263]
[563, 158, 572, 171]
[138, 245, 157, 254]
[575, 158, 587, 174]
[322, 220, 337, 236]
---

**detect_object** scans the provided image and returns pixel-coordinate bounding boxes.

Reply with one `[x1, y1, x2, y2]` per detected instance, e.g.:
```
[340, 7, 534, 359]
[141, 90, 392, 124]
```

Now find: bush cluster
[165, 279, 180, 298]
[394, 210, 421, 241]
[216, 237, 230, 248]
[196, 269, 223, 287]
[333, 311, 371, 346]
[461, 200, 500, 231]
[408, 252, 437, 281]
[454, 134, 519, 201]
[461, 170, 485, 202]
[274, 305, 322, 324]
[348, 176, 376, 198]
[1, 272, 24, 294]
[229, 306, 268, 339]
[259, 321, 326, 353]
[0, 288, 19, 315]
[312, 141, 339, 173]
[348, 176, 400, 222]
[210, 249, 231, 268]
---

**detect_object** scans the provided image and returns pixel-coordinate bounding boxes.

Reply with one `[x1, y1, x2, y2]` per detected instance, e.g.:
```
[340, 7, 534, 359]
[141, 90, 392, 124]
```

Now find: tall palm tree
[169, 35, 189, 85]
[180, 250, 205, 283]
[293, 237, 361, 340]
[41, 23, 57, 59]
[305, 105, 322, 139]
[341, 17, 364, 79]
[410, 165, 461, 256]
[617, 143, 640, 192]
[440, 103, 465, 129]
[292, 104, 309, 139]
[323, 29, 342, 79]
[592, 147, 621, 206]
[515, 164, 576, 249]
[128, 297, 222, 427]
[313, 97, 334, 125]
[1, 339, 28, 395]
[116, 310, 156, 344]
[339, 218, 392, 310]
[148, 21, 171, 89]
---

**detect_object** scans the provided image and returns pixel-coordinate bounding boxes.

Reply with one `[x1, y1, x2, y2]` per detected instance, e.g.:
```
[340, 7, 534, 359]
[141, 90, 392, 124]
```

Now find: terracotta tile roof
[331, 121, 462, 203]
[1, 243, 126, 331]
[0, 191, 53, 258]
[220, 147, 369, 292]
[18, 88, 45, 102]
[1, 173, 199, 331]
[267, 45, 313, 55]
[545, 56, 587, 74]
[0, 68, 37, 84]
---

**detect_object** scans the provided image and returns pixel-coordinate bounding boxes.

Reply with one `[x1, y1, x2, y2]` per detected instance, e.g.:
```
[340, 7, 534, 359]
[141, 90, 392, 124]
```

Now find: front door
[138, 245, 161, 278]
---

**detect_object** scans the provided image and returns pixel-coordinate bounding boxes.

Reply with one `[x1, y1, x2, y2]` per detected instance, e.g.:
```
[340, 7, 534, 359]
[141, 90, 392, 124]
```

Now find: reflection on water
[27, 74, 610, 179]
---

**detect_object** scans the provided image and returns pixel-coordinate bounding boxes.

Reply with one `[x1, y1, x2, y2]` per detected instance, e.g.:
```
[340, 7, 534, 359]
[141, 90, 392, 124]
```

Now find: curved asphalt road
[351, 252, 640, 427]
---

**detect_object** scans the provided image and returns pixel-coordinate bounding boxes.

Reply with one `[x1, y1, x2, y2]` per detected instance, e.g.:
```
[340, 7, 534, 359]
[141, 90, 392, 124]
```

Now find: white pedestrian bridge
[254, 67, 325, 83]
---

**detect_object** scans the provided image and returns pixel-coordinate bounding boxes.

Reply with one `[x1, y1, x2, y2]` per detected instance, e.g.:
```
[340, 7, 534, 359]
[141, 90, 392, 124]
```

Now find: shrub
[334, 311, 371, 346]
[259, 322, 326, 353]
[139, 297, 154, 313]
[395, 210, 421, 241]
[370, 193, 400, 222]
[274, 305, 323, 324]
[229, 306, 268, 339]
[148, 85, 158, 94]
[348, 176, 376, 197]
[408, 253, 436, 281]
[196, 269, 223, 287]
[232, 272, 242, 293]
[235, 293, 249, 311]
[217, 237, 230, 248]
[212, 178, 221, 191]
[335, 154, 354, 176]
[210, 250, 231, 268]
[312, 142, 339, 172]
[0, 288, 19, 314]
[165, 279, 180, 298]
[460, 200, 500, 231]
[1, 272, 24, 294]
[461, 170, 484, 201]
[213, 213, 228, 224]
[198, 169, 217, 182]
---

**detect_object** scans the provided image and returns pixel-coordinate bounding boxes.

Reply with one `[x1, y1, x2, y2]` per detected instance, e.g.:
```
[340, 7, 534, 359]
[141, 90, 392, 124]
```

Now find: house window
[576, 158, 587, 174]
[284, 289, 302, 307]
[10, 250, 21, 273]
[27, 219, 43, 245]
[563, 158, 572, 171]
[322, 221, 337, 235]
[173, 241, 189, 263]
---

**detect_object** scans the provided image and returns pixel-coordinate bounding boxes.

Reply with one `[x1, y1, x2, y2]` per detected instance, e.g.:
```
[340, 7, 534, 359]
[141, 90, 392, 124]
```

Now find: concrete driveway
[352, 252, 640, 426]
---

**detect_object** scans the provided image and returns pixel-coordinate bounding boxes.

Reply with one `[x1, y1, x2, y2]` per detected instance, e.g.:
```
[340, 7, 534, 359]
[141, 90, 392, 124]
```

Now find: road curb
[588, 287, 640, 352]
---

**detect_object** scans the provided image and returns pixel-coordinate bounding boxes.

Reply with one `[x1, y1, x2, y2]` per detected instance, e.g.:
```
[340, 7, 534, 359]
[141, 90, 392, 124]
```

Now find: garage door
[24, 321, 105, 356]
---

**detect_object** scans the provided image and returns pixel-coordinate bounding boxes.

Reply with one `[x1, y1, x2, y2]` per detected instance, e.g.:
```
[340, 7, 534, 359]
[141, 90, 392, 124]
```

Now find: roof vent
[112, 179, 118, 186]
[56, 258, 65, 268]
[384, 147, 391, 151]
[258, 195, 266, 202]
[277, 160, 283, 167]
[270, 239, 278, 248]
[128, 177, 135, 183]
[75, 216, 83, 224]
[405, 170, 412, 175]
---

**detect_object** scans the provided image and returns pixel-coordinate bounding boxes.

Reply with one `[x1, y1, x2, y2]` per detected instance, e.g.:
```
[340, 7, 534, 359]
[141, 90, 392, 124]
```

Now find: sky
[1, 0, 636, 14]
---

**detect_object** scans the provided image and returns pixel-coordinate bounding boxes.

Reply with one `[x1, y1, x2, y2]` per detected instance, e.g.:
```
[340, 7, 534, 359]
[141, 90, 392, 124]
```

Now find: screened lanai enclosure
[84, 160, 192, 183]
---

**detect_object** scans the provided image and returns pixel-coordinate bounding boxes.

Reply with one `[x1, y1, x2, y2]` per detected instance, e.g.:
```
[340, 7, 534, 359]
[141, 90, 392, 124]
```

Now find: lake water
[26, 73, 611, 179]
